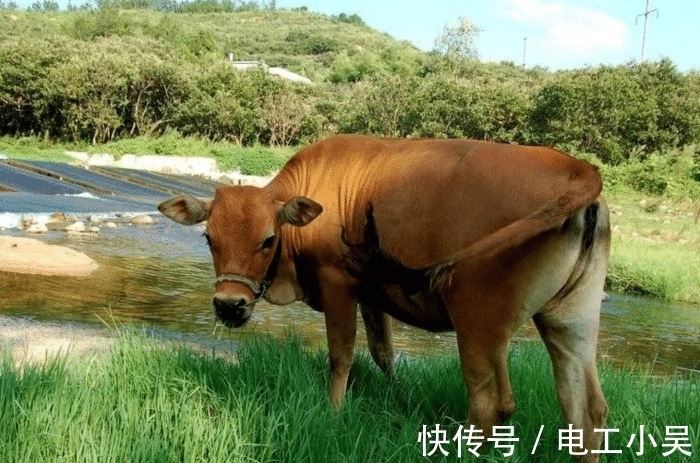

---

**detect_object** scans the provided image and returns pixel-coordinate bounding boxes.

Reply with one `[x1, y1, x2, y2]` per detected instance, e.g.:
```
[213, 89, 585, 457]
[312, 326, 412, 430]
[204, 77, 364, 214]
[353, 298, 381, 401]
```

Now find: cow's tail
[427, 162, 604, 291]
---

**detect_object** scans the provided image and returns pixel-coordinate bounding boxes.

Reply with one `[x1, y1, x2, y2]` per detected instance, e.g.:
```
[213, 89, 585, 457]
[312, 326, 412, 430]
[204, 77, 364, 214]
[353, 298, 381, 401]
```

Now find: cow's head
[158, 186, 322, 328]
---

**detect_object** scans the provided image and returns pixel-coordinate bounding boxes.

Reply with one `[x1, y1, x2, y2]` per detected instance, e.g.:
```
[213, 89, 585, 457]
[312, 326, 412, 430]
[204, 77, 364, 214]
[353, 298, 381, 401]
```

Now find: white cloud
[503, 0, 627, 56]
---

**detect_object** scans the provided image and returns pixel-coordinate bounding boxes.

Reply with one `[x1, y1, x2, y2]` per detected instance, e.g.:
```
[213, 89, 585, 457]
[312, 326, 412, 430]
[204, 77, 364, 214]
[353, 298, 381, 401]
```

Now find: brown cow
[159, 135, 610, 461]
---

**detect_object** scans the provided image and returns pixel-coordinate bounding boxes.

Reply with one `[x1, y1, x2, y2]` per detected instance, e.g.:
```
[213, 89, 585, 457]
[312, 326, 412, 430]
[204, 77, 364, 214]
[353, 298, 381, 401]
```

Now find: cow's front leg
[319, 267, 358, 410]
[359, 304, 395, 376]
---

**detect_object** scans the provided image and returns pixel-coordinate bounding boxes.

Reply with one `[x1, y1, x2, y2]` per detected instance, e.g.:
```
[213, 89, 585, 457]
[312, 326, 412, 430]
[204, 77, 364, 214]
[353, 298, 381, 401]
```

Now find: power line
[635, 0, 659, 62]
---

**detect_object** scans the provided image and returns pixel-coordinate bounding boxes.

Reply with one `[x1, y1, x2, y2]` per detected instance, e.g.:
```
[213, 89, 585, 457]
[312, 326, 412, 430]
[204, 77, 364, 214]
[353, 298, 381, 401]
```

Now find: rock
[88, 227, 100, 234]
[48, 212, 69, 222]
[64, 221, 86, 233]
[46, 221, 73, 231]
[638, 199, 648, 208]
[26, 224, 48, 234]
[20, 218, 37, 230]
[130, 215, 156, 225]
[88, 215, 101, 224]
[0, 236, 99, 276]
[104, 222, 117, 229]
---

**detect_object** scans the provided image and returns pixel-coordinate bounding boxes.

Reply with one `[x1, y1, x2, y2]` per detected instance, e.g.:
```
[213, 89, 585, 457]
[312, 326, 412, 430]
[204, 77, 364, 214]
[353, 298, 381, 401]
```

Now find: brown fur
[159, 135, 610, 461]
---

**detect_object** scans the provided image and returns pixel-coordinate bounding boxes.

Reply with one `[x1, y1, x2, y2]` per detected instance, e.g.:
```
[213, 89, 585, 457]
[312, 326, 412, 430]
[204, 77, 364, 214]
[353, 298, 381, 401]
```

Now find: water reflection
[1, 222, 699, 376]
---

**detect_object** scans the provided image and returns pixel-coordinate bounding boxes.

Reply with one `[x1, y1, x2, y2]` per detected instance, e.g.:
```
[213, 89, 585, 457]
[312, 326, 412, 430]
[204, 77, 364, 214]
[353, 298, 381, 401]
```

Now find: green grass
[607, 238, 700, 303]
[605, 191, 700, 304]
[1, 334, 697, 462]
[0, 136, 74, 162]
[0, 134, 295, 176]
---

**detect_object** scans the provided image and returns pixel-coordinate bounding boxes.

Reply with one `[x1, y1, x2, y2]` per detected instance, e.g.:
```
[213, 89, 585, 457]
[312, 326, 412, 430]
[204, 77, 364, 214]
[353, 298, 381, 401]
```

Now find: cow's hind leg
[359, 304, 395, 376]
[533, 248, 609, 461]
[441, 279, 518, 436]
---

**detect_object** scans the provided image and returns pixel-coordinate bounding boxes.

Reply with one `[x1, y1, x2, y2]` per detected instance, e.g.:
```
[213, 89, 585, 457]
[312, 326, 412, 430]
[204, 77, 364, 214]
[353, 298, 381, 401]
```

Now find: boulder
[48, 212, 69, 222]
[20, 218, 37, 230]
[26, 224, 48, 234]
[0, 236, 99, 276]
[46, 221, 74, 231]
[64, 221, 86, 233]
[131, 215, 156, 225]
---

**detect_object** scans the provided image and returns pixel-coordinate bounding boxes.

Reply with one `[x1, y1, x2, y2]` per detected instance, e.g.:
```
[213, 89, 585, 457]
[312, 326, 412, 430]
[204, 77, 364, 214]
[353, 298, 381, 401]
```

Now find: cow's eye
[261, 235, 276, 251]
[202, 232, 212, 247]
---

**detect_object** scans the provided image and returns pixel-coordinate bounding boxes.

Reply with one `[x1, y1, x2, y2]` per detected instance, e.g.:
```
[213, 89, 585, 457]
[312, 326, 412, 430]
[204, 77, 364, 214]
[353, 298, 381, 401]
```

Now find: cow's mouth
[216, 311, 250, 328]
[212, 296, 254, 328]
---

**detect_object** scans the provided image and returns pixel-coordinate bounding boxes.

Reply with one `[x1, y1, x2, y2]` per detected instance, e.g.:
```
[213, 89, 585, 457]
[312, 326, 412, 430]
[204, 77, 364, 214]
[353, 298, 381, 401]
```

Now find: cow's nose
[212, 295, 250, 327]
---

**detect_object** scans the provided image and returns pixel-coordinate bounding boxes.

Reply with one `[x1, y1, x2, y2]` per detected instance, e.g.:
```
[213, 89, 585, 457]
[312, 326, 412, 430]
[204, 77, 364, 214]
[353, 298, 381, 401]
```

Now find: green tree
[433, 16, 480, 60]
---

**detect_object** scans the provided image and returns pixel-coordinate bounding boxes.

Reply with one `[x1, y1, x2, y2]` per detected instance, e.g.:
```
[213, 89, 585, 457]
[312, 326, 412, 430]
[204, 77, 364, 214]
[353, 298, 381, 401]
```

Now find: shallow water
[1, 219, 699, 376]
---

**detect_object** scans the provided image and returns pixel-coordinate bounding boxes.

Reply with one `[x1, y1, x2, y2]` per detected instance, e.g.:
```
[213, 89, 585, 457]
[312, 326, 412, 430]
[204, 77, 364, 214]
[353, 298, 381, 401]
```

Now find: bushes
[531, 62, 699, 164]
[602, 147, 700, 198]
[211, 144, 291, 175]
[1, 9, 700, 166]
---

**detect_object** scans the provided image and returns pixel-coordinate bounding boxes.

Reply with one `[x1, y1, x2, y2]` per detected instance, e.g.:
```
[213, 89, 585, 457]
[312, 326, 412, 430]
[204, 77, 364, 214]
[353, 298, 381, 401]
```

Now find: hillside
[1, 5, 699, 178]
[0, 8, 425, 82]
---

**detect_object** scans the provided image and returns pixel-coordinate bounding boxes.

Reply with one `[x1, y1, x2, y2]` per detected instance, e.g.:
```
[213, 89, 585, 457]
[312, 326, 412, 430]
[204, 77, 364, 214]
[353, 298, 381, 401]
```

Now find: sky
[273, 0, 699, 71]
[10, 0, 699, 71]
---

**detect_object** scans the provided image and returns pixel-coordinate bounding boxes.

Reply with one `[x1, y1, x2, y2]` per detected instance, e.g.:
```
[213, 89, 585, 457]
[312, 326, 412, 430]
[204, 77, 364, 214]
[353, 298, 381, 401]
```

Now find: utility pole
[522, 37, 527, 67]
[636, 0, 659, 62]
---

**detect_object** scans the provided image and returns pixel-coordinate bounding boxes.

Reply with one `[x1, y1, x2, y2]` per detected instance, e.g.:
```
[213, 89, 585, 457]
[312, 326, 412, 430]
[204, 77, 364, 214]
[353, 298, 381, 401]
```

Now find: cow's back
[272, 135, 601, 270]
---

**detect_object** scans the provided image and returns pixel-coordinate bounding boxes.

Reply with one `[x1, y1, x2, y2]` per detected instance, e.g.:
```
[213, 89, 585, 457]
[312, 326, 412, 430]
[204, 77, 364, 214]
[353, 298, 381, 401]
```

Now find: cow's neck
[261, 176, 310, 306]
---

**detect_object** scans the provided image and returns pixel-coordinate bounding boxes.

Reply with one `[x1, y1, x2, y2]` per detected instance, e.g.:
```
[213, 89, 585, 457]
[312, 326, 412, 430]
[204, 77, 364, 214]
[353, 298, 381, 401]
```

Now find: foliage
[0, 8, 699, 171]
[334, 12, 366, 27]
[0, 1, 19, 10]
[602, 146, 700, 198]
[211, 144, 289, 175]
[433, 16, 480, 60]
[531, 61, 700, 164]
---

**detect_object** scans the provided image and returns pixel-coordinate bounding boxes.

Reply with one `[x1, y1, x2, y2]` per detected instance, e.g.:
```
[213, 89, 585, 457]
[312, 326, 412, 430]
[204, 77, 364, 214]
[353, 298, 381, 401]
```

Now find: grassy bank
[0, 135, 295, 176]
[605, 191, 700, 304]
[1, 334, 697, 462]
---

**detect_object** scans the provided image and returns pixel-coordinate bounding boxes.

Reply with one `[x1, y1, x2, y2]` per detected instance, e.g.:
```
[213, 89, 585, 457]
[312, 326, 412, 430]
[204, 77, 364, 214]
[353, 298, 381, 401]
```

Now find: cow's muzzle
[212, 293, 253, 328]
[210, 241, 282, 328]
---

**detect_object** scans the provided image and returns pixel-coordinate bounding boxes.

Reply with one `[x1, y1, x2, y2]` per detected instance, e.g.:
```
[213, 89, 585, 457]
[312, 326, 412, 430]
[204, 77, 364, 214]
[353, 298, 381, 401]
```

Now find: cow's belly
[363, 283, 454, 332]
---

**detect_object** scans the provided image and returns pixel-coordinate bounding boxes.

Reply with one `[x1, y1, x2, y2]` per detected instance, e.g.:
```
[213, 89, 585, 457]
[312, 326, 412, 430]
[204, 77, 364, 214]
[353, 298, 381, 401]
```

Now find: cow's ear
[280, 196, 323, 227]
[158, 195, 210, 225]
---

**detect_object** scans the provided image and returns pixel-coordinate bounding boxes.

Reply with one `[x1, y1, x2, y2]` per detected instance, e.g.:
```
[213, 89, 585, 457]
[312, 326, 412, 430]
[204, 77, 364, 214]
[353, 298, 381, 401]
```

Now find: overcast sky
[10, 0, 699, 71]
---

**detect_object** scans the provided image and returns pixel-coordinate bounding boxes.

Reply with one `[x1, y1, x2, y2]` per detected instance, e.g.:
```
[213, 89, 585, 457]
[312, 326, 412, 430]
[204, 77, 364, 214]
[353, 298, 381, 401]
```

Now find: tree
[433, 16, 481, 60]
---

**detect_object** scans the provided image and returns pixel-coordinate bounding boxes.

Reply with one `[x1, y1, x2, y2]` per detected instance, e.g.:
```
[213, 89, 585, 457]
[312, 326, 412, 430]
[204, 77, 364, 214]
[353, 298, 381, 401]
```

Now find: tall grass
[607, 230, 700, 304]
[1, 334, 697, 462]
